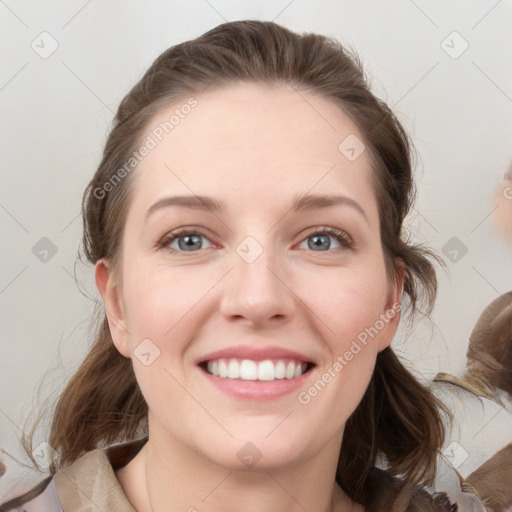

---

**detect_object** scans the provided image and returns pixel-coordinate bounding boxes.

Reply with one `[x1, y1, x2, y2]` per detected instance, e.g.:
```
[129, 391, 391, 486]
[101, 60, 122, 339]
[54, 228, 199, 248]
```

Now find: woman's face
[97, 82, 403, 471]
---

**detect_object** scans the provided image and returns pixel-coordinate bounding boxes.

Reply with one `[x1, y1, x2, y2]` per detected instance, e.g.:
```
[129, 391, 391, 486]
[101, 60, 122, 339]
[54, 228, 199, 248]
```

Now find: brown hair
[462, 443, 512, 512]
[17, 20, 450, 508]
[464, 291, 512, 398]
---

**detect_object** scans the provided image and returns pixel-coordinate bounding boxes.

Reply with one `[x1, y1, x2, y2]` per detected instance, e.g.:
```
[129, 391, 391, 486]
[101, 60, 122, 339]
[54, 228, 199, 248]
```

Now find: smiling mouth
[199, 358, 315, 381]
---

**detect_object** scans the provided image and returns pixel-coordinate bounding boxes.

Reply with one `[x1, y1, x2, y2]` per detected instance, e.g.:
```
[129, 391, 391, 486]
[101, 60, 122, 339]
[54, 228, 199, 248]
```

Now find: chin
[194, 423, 323, 472]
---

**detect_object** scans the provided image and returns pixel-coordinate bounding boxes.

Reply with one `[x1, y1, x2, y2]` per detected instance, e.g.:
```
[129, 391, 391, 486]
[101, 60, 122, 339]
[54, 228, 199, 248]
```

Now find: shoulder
[0, 437, 147, 512]
[53, 436, 147, 511]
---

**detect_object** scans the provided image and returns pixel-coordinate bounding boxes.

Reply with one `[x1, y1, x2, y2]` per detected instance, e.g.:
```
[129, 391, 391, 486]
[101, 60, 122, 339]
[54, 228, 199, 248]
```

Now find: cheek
[121, 262, 200, 407]
[122, 258, 207, 340]
[308, 267, 389, 342]
[300, 267, 387, 400]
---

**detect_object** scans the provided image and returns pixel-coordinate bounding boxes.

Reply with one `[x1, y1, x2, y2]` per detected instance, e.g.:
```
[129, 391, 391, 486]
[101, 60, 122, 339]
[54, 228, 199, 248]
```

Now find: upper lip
[196, 345, 316, 365]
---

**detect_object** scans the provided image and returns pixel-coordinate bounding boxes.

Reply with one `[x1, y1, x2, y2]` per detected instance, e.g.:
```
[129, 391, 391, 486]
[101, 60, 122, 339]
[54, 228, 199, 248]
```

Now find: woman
[1, 20, 457, 511]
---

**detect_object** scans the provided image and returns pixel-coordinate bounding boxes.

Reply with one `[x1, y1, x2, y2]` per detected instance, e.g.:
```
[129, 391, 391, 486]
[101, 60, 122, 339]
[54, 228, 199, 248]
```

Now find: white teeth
[285, 361, 295, 379]
[204, 358, 309, 381]
[275, 361, 286, 379]
[257, 360, 275, 381]
[218, 359, 228, 378]
[227, 359, 240, 379]
[239, 360, 258, 380]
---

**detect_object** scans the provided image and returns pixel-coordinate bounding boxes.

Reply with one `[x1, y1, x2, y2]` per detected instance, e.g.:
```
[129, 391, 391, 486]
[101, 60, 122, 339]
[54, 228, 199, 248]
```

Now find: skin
[96, 82, 404, 512]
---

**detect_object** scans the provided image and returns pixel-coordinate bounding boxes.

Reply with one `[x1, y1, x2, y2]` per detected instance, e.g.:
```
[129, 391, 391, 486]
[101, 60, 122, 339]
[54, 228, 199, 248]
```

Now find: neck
[143, 426, 356, 512]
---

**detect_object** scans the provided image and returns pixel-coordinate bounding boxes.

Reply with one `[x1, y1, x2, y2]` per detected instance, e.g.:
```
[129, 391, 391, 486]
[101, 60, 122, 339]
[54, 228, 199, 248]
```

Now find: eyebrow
[145, 193, 368, 223]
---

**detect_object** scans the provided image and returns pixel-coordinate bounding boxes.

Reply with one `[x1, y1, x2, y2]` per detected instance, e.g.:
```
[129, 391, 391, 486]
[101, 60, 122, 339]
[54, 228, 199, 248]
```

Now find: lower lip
[198, 366, 314, 400]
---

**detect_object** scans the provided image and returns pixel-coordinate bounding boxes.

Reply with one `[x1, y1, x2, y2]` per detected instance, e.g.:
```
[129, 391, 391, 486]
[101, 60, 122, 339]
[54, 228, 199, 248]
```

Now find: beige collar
[53, 436, 148, 511]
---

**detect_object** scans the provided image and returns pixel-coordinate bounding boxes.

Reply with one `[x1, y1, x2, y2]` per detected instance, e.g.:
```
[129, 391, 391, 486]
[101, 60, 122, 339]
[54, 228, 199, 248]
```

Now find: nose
[219, 243, 295, 329]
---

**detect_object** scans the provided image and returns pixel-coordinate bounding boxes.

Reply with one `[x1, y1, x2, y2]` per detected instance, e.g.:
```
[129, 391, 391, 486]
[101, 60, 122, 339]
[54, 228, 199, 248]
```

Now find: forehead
[128, 82, 377, 220]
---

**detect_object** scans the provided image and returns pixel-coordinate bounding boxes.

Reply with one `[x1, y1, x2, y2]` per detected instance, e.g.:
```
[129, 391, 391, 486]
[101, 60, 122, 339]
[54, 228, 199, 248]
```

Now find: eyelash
[156, 226, 354, 254]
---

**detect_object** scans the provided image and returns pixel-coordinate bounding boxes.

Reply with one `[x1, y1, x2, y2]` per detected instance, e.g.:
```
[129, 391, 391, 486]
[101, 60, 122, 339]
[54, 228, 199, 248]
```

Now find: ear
[95, 259, 131, 358]
[377, 260, 405, 352]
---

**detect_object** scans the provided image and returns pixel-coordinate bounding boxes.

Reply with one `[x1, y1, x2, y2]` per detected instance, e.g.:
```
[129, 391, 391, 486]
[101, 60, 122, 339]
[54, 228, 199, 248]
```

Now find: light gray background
[1, 0, 511, 499]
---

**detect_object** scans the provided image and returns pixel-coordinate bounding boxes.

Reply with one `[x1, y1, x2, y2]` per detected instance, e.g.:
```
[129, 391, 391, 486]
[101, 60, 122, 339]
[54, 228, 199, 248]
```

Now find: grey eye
[297, 232, 344, 251]
[308, 234, 332, 251]
[170, 234, 213, 252]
